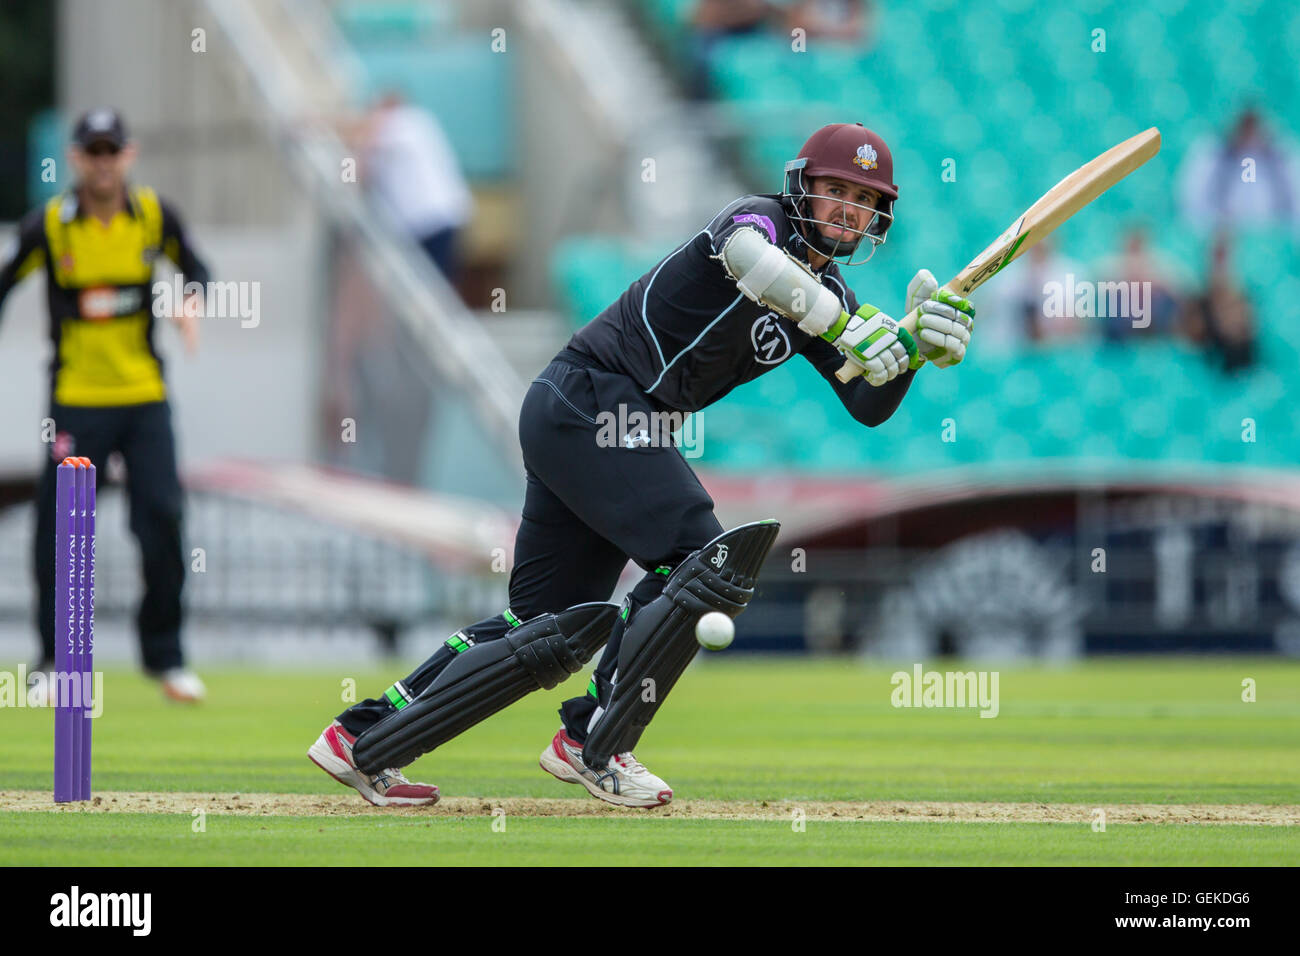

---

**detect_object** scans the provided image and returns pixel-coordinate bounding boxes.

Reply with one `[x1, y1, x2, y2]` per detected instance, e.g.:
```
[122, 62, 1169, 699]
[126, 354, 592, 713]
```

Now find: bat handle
[833, 306, 923, 383]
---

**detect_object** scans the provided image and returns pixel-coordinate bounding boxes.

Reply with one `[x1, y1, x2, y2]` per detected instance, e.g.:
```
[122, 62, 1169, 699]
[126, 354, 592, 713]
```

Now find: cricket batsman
[308, 122, 975, 807]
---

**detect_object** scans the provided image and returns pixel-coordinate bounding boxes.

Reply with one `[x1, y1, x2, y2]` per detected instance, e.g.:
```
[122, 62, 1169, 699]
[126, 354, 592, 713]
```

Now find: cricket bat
[835, 126, 1162, 382]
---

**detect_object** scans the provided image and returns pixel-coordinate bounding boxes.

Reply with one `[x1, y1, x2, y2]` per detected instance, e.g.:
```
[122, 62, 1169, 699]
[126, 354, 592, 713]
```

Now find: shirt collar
[66, 185, 135, 221]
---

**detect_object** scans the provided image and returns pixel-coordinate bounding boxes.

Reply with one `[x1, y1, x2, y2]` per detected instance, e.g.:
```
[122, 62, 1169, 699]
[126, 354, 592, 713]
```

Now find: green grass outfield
[2, 657, 1298, 865]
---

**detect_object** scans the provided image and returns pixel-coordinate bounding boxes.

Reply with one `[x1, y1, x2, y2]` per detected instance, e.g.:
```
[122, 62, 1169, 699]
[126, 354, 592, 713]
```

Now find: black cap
[72, 109, 128, 149]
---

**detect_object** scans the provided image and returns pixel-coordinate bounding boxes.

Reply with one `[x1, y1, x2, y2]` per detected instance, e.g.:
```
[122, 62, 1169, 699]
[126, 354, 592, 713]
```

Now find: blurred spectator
[693, 0, 771, 38]
[352, 92, 472, 283]
[1177, 108, 1300, 231]
[689, 0, 772, 98]
[1094, 228, 1183, 341]
[780, 0, 871, 44]
[1182, 233, 1257, 373]
[980, 241, 1086, 351]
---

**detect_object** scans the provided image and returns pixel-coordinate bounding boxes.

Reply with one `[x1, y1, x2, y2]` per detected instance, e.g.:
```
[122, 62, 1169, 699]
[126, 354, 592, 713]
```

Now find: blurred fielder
[309, 122, 975, 806]
[0, 109, 208, 703]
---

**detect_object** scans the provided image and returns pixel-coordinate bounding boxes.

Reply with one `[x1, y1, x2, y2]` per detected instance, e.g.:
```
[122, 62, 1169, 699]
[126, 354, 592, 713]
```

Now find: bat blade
[835, 127, 1161, 382]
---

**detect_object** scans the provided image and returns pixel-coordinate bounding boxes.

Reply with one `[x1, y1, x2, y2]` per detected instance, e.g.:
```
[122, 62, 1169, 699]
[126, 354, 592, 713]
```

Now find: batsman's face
[806, 177, 881, 242]
[69, 142, 136, 202]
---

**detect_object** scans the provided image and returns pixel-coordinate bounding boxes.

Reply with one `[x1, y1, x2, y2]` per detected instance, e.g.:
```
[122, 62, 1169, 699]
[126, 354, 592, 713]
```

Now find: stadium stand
[551, 0, 1300, 474]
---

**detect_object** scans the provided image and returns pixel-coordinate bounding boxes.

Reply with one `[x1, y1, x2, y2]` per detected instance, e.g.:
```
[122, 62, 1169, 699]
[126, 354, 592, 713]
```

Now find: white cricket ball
[695, 611, 735, 651]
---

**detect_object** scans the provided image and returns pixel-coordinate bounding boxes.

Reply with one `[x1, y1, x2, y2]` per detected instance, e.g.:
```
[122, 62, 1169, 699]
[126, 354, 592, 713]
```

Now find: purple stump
[71, 466, 85, 798]
[53, 461, 77, 803]
[80, 463, 96, 800]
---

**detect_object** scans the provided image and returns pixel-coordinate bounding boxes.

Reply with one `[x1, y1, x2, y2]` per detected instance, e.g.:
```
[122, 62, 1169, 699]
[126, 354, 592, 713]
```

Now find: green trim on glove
[896, 326, 922, 368]
[845, 304, 882, 357]
[934, 288, 976, 321]
[820, 310, 851, 343]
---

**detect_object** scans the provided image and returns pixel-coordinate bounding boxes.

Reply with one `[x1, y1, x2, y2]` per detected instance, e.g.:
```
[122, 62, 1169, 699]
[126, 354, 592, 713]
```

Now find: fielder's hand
[831, 303, 919, 386]
[906, 268, 975, 368]
[171, 293, 201, 356]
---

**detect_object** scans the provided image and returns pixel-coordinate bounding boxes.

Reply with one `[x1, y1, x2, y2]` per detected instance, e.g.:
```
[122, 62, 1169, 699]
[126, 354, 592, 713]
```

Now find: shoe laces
[614, 751, 646, 774]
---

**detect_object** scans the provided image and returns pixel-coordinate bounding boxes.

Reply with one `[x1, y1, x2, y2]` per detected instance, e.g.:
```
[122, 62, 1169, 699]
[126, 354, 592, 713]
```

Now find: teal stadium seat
[1042, 399, 1085, 443]
[1001, 367, 1044, 408]
[1077, 431, 1121, 461]
[789, 398, 830, 435]
[335, 1, 450, 43]
[1159, 225, 1209, 277]
[900, 433, 952, 471]
[552, 237, 666, 330]
[348, 42, 512, 181]
[802, 434, 864, 471]
[954, 396, 999, 447]
[704, 440, 772, 471]
[1122, 398, 1171, 443]
[1164, 433, 1208, 463]
[1231, 229, 1294, 296]
[876, 400, 913, 435]
[704, 404, 748, 440]
[1243, 369, 1286, 410]
[991, 431, 1035, 464]
[756, 366, 799, 405]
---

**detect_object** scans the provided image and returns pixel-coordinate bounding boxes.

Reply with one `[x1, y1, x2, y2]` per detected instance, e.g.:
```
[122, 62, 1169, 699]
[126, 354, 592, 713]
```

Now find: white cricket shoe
[158, 668, 206, 702]
[307, 720, 440, 807]
[539, 728, 672, 808]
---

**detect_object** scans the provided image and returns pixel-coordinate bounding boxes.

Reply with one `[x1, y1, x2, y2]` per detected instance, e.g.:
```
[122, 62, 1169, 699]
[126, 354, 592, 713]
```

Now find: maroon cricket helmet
[782, 122, 898, 265]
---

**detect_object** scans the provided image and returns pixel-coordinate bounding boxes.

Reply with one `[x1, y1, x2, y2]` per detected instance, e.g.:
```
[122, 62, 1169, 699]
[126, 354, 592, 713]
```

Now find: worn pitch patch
[1, 791, 1296, 825]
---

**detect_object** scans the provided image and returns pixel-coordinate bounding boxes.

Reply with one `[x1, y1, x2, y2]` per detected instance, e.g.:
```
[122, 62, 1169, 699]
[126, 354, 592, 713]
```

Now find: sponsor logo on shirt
[731, 213, 777, 244]
[751, 312, 792, 365]
[78, 286, 145, 320]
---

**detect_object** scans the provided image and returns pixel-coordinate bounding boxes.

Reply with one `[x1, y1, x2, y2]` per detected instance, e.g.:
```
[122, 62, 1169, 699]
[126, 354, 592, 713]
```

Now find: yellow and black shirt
[0, 185, 210, 406]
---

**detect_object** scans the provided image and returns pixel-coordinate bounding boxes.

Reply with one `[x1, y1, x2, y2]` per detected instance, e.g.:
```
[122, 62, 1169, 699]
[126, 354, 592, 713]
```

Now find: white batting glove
[906, 268, 975, 368]
[830, 304, 920, 386]
[905, 267, 940, 314]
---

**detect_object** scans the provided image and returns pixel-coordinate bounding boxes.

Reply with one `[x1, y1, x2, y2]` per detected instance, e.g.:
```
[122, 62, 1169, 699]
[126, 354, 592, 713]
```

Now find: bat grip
[833, 306, 924, 383]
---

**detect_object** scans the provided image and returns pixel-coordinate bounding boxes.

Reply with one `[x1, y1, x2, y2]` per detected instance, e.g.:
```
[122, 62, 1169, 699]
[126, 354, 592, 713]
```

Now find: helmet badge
[852, 144, 878, 171]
